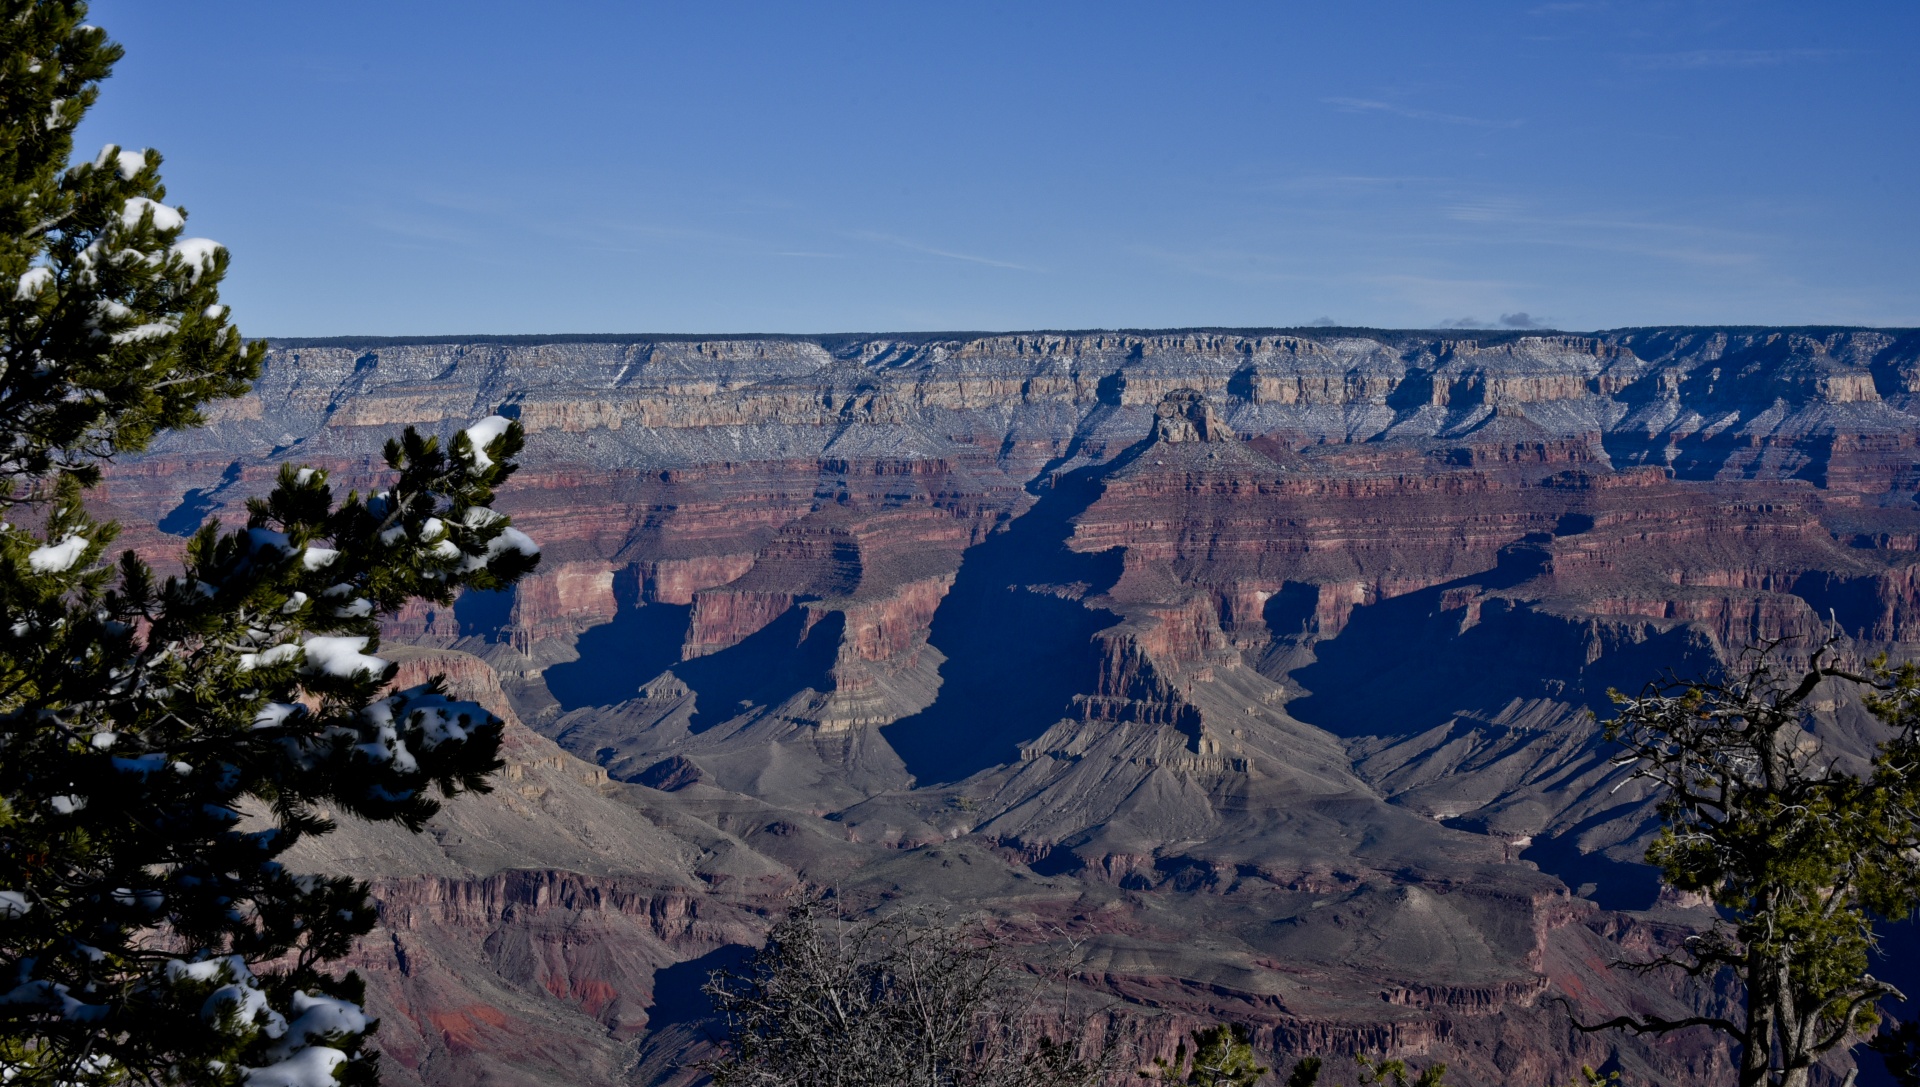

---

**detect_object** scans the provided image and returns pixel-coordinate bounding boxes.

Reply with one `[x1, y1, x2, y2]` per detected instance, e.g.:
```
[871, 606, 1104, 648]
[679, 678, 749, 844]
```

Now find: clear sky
[78, 1, 1920, 335]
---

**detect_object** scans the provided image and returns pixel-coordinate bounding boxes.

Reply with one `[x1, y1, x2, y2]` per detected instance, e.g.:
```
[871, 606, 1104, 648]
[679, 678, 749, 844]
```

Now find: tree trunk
[1741, 945, 1778, 1087]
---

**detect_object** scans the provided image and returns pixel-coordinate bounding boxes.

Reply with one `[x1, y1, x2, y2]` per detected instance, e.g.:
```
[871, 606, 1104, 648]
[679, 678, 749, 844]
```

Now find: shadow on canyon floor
[452, 587, 516, 642]
[679, 609, 845, 733]
[545, 602, 692, 711]
[546, 598, 846, 731]
[644, 943, 754, 1032]
[882, 456, 1131, 785]
[1286, 577, 1718, 740]
[1517, 827, 1662, 912]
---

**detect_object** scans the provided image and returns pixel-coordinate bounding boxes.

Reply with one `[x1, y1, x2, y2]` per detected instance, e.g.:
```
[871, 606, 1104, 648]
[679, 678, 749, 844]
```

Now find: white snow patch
[13, 266, 52, 300]
[111, 320, 176, 344]
[244, 1045, 349, 1087]
[28, 534, 87, 573]
[301, 547, 339, 571]
[120, 196, 184, 232]
[0, 891, 31, 918]
[171, 238, 224, 281]
[462, 415, 513, 470]
[115, 149, 147, 179]
[494, 526, 539, 556]
[265, 991, 369, 1060]
[204, 981, 279, 1034]
[299, 636, 387, 680]
[0, 979, 108, 1022]
[238, 644, 301, 671]
[458, 525, 540, 573]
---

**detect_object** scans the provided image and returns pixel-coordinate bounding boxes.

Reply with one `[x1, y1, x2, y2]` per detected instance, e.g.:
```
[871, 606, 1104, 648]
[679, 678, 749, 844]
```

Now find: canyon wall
[109, 327, 1920, 1085]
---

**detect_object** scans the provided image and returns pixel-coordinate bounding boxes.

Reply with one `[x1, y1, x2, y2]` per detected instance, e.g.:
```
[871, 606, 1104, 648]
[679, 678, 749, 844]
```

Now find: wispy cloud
[1324, 97, 1522, 129]
[1436, 313, 1546, 329]
[851, 231, 1038, 271]
[1625, 49, 1841, 70]
[1434, 200, 1762, 267]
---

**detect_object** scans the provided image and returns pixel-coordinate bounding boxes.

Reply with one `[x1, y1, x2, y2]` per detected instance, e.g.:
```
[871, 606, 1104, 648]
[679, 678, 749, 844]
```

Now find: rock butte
[104, 327, 1920, 1086]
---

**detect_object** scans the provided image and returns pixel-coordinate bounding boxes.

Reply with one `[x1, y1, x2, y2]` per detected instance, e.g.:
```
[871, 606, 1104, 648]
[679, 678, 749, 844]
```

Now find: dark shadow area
[1261, 582, 1320, 639]
[158, 489, 219, 536]
[1666, 437, 1748, 482]
[1288, 564, 1720, 741]
[644, 943, 755, 1032]
[1026, 846, 1085, 877]
[1790, 570, 1887, 640]
[1519, 827, 1663, 912]
[1381, 367, 1438, 431]
[545, 601, 692, 711]
[1858, 918, 1920, 1087]
[158, 461, 242, 536]
[1553, 511, 1595, 537]
[676, 608, 843, 733]
[882, 453, 1133, 784]
[451, 588, 516, 642]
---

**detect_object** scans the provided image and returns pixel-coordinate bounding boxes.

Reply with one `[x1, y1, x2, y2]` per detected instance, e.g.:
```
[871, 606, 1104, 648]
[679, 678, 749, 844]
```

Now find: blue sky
[80, 1, 1919, 335]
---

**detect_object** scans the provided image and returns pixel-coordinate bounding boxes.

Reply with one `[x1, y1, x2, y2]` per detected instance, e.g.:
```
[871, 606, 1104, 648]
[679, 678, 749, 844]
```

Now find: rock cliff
[109, 327, 1920, 1086]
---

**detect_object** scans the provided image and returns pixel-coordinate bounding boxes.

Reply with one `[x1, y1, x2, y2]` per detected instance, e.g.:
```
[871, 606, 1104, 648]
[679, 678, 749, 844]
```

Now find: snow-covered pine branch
[0, 7, 542, 1085]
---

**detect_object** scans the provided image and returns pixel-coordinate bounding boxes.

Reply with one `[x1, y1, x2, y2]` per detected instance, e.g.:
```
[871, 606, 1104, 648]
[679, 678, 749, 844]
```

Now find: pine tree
[1583, 639, 1920, 1087]
[1140, 1025, 1268, 1086]
[0, 4, 541, 1084]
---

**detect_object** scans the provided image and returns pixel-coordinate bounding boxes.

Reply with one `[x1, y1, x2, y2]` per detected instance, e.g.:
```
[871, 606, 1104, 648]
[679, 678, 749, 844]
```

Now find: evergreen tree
[1140, 1025, 1268, 1086]
[0, 3, 541, 1084]
[1584, 639, 1920, 1087]
[1349, 1054, 1446, 1087]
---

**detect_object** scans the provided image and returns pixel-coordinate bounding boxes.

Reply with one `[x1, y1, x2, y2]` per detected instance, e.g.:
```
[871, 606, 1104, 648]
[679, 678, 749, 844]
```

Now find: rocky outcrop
[1152, 388, 1231, 443]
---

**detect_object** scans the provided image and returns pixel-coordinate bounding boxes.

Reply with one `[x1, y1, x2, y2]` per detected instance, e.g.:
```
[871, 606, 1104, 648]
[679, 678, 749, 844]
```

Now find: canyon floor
[104, 327, 1920, 1086]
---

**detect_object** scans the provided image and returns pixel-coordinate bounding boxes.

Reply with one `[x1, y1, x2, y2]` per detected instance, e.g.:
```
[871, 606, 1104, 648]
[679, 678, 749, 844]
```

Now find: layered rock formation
[107, 327, 1920, 1085]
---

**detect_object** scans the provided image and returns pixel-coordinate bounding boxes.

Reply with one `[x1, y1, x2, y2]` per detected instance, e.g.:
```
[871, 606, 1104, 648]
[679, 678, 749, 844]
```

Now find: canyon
[101, 326, 1920, 1085]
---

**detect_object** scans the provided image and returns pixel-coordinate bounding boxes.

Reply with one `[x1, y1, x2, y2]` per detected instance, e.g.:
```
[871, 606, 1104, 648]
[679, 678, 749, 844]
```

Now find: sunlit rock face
[110, 327, 1920, 1086]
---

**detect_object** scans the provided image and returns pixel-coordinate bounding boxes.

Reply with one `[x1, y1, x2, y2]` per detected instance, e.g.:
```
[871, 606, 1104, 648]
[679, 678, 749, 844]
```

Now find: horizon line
[259, 323, 1918, 349]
